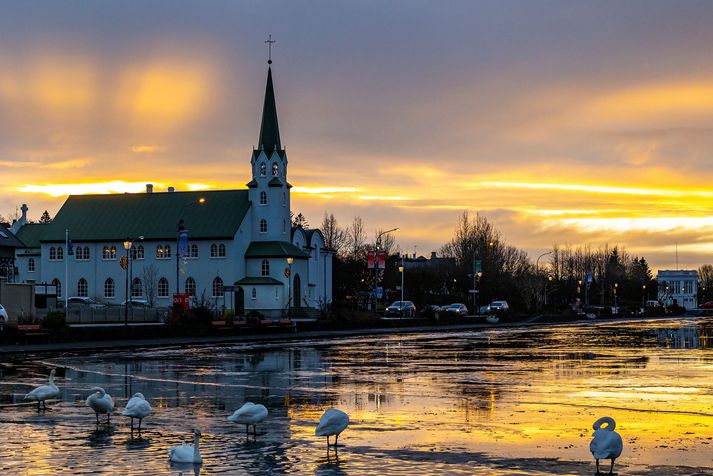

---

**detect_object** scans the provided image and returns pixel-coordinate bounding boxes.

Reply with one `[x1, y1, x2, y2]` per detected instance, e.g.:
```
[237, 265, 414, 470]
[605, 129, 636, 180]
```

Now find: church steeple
[258, 67, 281, 156]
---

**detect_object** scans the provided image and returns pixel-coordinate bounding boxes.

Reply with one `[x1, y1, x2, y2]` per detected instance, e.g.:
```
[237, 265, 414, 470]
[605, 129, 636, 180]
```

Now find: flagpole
[64, 228, 68, 310]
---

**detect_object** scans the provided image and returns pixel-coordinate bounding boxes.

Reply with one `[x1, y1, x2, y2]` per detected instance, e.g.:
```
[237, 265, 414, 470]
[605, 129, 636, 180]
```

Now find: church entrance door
[293, 274, 301, 309]
[235, 287, 245, 316]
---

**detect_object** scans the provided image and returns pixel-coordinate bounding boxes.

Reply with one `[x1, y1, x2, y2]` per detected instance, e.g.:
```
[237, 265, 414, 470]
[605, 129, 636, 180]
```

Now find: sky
[2, 1, 713, 270]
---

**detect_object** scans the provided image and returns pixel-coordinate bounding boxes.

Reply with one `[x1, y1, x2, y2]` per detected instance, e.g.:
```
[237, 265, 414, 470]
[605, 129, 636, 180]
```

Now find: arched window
[282, 191, 286, 206]
[190, 244, 198, 258]
[272, 163, 279, 176]
[260, 219, 267, 234]
[282, 219, 286, 234]
[261, 259, 270, 276]
[52, 278, 61, 298]
[77, 246, 89, 260]
[103, 246, 110, 259]
[49, 247, 57, 260]
[28, 258, 35, 272]
[137, 245, 144, 260]
[77, 278, 88, 297]
[132, 278, 143, 298]
[218, 244, 226, 257]
[259, 162, 266, 176]
[260, 191, 267, 205]
[158, 277, 169, 298]
[212, 277, 224, 297]
[104, 278, 115, 298]
[185, 277, 196, 297]
[210, 243, 218, 257]
[109, 246, 115, 259]
[156, 245, 164, 258]
[163, 245, 171, 258]
[57, 246, 64, 260]
[251, 287, 257, 300]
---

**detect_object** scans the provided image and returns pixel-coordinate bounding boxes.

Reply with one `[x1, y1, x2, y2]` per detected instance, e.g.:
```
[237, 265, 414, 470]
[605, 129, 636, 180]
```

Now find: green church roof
[258, 67, 281, 156]
[245, 241, 310, 259]
[14, 223, 49, 248]
[38, 190, 250, 243]
[235, 276, 283, 285]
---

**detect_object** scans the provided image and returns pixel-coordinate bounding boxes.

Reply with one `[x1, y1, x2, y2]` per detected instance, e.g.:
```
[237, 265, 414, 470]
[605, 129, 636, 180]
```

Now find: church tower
[247, 63, 291, 242]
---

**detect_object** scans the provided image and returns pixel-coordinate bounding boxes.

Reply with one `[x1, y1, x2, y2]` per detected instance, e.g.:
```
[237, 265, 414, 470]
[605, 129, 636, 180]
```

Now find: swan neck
[49, 373, 55, 386]
[594, 417, 616, 431]
[193, 434, 201, 459]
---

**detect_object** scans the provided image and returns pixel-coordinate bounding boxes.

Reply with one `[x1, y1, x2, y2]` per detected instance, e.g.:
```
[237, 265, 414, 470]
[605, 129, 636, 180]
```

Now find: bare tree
[321, 213, 347, 255]
[142, 264, 158, 306]
[345, 216, 367, 260]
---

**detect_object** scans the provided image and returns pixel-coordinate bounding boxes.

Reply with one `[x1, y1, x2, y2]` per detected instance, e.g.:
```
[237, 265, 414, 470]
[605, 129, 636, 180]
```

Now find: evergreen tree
[39, 210, 52, 223]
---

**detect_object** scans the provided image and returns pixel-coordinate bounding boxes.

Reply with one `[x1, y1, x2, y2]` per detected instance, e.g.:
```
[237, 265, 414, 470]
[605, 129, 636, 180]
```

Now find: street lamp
[286, 257, 294, 319]
[123, 238, 133, 327]
[536, 251, 553, 313]
[398, 264, 404, 303]
[545, 275, 553, 306]
[176, 197, 206, 295]
[613, 282, 619, 309]
[642, 284, 647, 308]
[373, 227, 399, 313]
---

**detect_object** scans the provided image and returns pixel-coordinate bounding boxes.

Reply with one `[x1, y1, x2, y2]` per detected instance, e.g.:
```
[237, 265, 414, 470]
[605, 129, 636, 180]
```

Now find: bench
[259, 319, 296, 332]
[17, 324, 50, 343]
[210, 320, 233, 333]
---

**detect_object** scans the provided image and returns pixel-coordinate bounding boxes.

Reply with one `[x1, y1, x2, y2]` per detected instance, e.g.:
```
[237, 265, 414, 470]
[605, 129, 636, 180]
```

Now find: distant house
[0, 225, 25, 283]
[401, 251, 455, 270]
[657, 270, 698, 310]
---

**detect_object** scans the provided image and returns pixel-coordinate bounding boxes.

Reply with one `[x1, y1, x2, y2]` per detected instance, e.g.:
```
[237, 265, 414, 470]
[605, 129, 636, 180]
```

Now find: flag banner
[377, 251, 386, 269]
[178, 230, 189, 258]
[67, 239, 74, 256]
[367, 250, 375, 269]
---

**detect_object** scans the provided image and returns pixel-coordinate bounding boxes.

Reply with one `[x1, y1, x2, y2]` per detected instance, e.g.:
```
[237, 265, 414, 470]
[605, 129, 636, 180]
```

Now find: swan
[122, 392, 151, 431]
[228, 402, 269, 436]
[590, 416, 623, 475]
[24, 369, 60, 410]
[315, 408, 349, 447]
[169, 428, 203, 464]
[86, 387, 114, 424]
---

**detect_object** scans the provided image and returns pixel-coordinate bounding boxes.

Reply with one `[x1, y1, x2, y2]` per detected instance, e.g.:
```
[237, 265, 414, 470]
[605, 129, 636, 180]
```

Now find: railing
[63, 305, 163, 324]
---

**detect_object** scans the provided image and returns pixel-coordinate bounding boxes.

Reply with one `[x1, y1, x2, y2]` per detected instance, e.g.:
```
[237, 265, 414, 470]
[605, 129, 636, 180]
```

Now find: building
[0, 224, 25, 283]
[401, 251, 455, 270]
[657, 269, 697, 310]
[12, 62, 332, 318]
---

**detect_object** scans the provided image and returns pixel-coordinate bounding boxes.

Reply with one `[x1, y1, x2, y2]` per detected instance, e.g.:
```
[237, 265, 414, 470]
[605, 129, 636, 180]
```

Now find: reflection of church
[12, 61, 332, 317]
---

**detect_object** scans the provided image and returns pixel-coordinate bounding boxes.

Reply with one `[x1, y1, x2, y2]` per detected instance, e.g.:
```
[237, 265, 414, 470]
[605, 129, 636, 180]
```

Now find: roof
[38, 190, 250, 242]
[268, 177, 283, 187]
[245, 241, 310, 259]
[258, 67, 281, 156]
[235, 276, 282, 285]
[0, 225, 25, 248]
[14, 223, 48, 248]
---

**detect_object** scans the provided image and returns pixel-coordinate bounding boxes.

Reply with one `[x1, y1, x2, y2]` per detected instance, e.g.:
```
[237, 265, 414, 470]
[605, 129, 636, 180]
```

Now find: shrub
[42, 312, 66, 331]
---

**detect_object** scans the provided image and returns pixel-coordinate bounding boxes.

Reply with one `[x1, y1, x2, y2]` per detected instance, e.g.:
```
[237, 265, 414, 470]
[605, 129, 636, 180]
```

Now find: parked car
[67, 297, 106, 309]
[489, 301, 510, 312]
[0, 303, 7, 321]
[440, 303, 469, 317]
[385, 301, 416, 317]
[700, 301, 713, 309]
[120, 299, 151, 308]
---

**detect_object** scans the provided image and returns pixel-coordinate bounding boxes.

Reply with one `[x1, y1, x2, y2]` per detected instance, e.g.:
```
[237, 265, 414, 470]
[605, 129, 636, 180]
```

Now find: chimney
[431, 251, 437, 260]
[167, 187, 175, 193]
[10, 204, 28, 233]
[146, 184, 153, 193]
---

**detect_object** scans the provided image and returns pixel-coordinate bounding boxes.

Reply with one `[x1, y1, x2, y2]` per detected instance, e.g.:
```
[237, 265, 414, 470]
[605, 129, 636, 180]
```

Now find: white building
[657, 269, 697, 310]
[12, 63, 332, 318]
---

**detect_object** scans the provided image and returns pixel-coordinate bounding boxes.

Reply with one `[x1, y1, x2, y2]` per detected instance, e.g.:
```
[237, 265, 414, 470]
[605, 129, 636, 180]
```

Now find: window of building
[28, 258, 35, 272]
[213, 277, 224, 297]
[185, 277, 196, 297]
[190, 244, 198, 258]
[158, 277, 169, 297]
[260, 219, 267, 234]
[156, 244, 171, 259]
[102, 246, 110, 260]
[282, 191, 286, 206]
[261, 259, 270, 276]
[104, 278, 115, 298]
[218, 243, 226, 257]
[132, 278, 143, 298]
[109, 246, 115, 259]
[132, 244, 144, 260]
[260, 191, 267, 205]
[77, 278, 88, 297]
[210, 243, 217, 257]
[57, 247, 64, 260]
[251, 287, 257, 300]
[49, 247, 57, 260]
[76, 246, 90, 260]
[272, 163, 279, 176]
[260, 162, 266, 176]
[282, 219, 286, 234]
[52, 278, 61, 298]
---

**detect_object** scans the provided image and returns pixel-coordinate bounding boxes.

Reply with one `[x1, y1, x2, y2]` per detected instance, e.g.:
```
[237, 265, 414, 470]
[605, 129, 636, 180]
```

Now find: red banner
[367, 251, 375, 269]
[378, 251, 386, 269]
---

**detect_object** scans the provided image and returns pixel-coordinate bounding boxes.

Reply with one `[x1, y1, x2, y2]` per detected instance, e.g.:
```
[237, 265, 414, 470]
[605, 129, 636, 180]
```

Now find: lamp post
[544, 275, 553, 307]
[374, 227, 399, 314]
[613, 282, 619, 309]
[176, 197, 206, 295]
[123, 238, 133, 326]
[642, 284, 647, 308]
[286, 257, 294, 319]
[536, 251, 553, 312]
[398, 264, 404, 303]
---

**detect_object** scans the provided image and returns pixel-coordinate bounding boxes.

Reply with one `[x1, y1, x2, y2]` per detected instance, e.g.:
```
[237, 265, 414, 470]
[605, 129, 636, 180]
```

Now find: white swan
[590, 416, 623, 475]
[86, 387, 114, 424]
[228, 402, 269, 436]
[169, 428, 203, 464]
[24, 369, 60, 410]
[315, 408, 349, 447]
[122, 392, 151, 431]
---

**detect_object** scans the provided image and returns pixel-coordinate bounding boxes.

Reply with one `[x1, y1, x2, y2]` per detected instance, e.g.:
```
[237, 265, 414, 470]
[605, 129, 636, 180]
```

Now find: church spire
[258, 66, 281, 156]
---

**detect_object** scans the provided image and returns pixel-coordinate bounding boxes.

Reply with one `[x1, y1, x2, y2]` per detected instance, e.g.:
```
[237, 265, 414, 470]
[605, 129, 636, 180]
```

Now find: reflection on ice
[0, 318, 712, 474]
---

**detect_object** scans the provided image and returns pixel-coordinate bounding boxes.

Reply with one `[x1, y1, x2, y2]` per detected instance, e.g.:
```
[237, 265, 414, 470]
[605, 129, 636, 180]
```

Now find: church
[11, 62, 333, 318]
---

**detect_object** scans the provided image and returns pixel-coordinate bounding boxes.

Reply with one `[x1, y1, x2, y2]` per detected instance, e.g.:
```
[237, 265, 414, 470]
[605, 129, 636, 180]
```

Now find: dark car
[701, 301, 713, 309]
[440, 303, 469, 317]
[385, 301, 416, 317]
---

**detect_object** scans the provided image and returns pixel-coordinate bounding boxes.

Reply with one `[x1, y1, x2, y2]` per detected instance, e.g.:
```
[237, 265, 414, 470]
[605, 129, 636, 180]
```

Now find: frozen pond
[1, 317, 713, 475]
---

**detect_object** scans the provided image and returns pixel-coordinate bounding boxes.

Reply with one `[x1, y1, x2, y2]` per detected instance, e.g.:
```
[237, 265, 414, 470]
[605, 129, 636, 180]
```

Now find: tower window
[282, 191, 286, 206]
[251, 287, 257, 300]
[260, 191, 267, 205]
[272, 163, 279, 176]
[261, 259, 270, 276]
[260, 219, 268, 234]
[260, 162, 266, 176]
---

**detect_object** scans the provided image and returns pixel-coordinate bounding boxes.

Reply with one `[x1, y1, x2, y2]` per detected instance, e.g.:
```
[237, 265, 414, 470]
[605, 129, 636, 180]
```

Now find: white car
[120, 299, 151, 308]
[0, 303, 8, 322]
[67, 297, 106, 309]
[489, 301, 510, 312]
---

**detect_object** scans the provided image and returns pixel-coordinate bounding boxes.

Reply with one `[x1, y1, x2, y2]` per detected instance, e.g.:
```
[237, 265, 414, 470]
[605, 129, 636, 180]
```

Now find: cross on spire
[265, 34, 276, 65]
